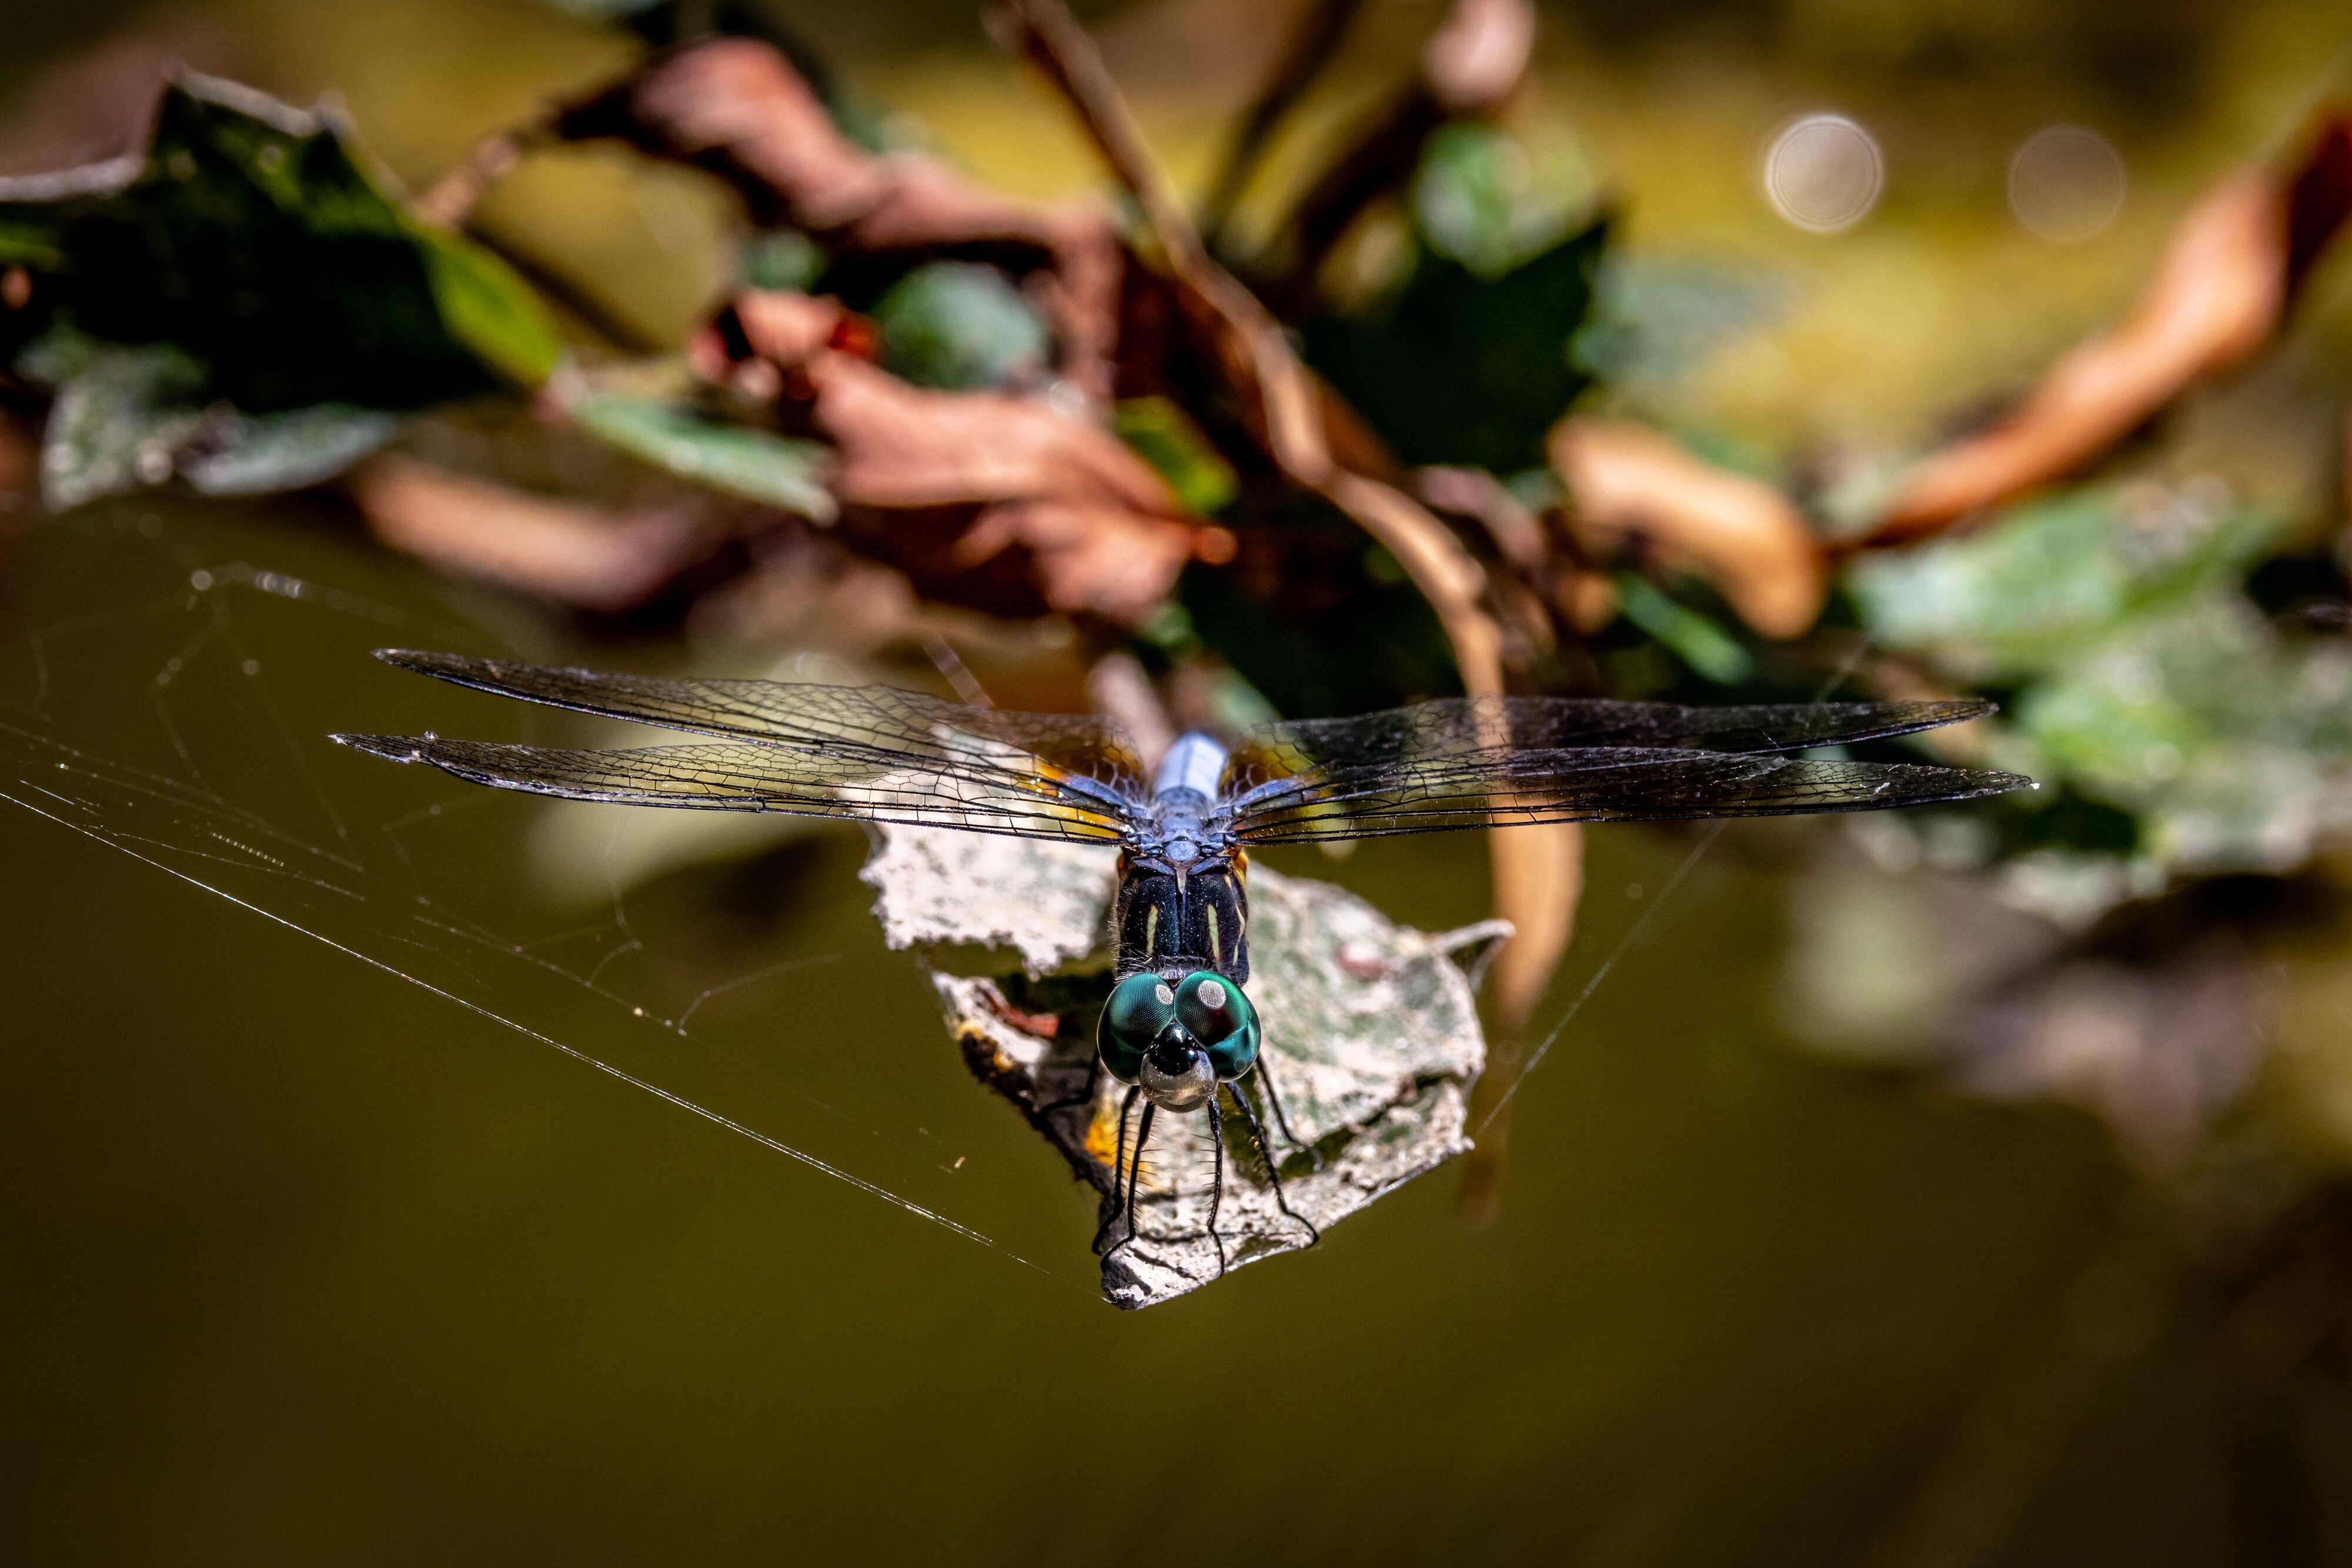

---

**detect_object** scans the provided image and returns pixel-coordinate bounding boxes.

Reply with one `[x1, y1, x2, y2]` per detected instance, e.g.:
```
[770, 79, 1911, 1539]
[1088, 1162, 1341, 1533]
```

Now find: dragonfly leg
[1104, 1104, 1157, 1262]
[1230, 1079, 1320, 1246]
[1253, 1052, 1322, 1170]
[1092, 1084, 1139, 1254]
[1038, 1050, 1100, 1118]
[1204, 1092, 1229, 1279]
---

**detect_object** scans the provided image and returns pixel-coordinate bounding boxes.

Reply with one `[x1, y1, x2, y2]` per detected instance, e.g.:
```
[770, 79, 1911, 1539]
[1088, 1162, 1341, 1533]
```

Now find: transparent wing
[1223, 694, 1993, 797]
[1224, 745, 2031, 845]
[332, 735, 1131, 843]
[363, 649, 1150, 827]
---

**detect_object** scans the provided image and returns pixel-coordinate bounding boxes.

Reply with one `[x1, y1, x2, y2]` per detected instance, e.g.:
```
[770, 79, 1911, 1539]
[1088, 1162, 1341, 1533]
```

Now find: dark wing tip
[372, 648, 481, 678]
[1935, 765, 2035, 800]
[330, 731, 432, 763]
[1920, 697, 1998, 725]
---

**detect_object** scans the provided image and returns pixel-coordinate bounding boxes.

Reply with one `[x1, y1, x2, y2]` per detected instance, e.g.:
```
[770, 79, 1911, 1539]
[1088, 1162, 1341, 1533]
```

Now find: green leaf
[412, 225, 561, 387]
[179, 404, 400, 496]
[1848, 484, 2288, 680]
[1570, 256, 1784, 407]
[1, 73, 556, 411]
[0, 208, 66, 270]
[26, 338, 206, 511]
[569, 393, 836, 520]
[1613, 574, 1754, 685]
[1113, 396, 1237, 516]
[19, 328, 400, 507]
[2007, 596, 2352, 875]
[1413, 122, 1592, 280]
[741, 229, 826, 293]
[1301, 216, 1609, 472]
[871, 260, 1051, 393]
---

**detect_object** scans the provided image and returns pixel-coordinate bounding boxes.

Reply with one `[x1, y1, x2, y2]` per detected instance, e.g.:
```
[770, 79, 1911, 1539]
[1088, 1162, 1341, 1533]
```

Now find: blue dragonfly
[336, 650, 2027, 1273]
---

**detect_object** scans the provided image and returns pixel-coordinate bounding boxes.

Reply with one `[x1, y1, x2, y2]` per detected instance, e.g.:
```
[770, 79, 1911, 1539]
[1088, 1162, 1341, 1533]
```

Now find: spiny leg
[1205, 1092, 1229, 1279]
[1038, 1051, 1101, 1118]
[1092, 1084, 1139, 1255]
[1232, 1076, 1321, 1246]
[1105, 1103, 1157, 1262]
[1254, 1051, 1322, 1171]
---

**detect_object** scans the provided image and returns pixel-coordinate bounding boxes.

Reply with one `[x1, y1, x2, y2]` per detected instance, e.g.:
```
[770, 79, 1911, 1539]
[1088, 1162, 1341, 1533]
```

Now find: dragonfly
[335, 649, 2029, 1275]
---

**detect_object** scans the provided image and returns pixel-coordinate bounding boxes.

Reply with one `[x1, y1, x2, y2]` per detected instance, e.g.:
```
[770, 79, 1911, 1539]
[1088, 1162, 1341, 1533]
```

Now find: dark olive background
[0, 492, 2150, 1565]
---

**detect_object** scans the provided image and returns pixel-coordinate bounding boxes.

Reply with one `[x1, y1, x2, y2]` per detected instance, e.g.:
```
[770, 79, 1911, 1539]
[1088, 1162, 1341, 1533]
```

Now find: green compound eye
[1099, 971, 1177, 1084]
[1175, 971, 1259, 1080]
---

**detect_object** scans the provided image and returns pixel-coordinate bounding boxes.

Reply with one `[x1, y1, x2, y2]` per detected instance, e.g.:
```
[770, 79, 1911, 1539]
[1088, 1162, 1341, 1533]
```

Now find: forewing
[1226, 745, 2030, 844]
[332, 734, 1131, 842]
[1223, 694, 1993, 797]
[370, 649, 1150, 817]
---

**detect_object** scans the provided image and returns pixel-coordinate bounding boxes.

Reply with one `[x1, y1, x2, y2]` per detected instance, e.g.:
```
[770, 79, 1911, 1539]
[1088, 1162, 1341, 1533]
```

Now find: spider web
[0, 493, 1112, 1293]
[0, 491, 1830, 1295]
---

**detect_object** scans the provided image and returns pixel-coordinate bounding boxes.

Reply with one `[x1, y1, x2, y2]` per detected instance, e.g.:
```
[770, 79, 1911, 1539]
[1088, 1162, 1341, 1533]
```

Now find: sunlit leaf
[569, 392, 837, 520]
[2010, 597, 2352, 874]
[741, 229, 826, 292]
[22, 339, 206, 511]
[1849, 483, 2288, 680]
[1612, 573, 1754, 685]
[0, 73, 556, 410]
[871, 260, 1051, 392]
[179, 405, 402, 497]
[1112, 396, 1237, 516]
[1412, 122, 1592, 280]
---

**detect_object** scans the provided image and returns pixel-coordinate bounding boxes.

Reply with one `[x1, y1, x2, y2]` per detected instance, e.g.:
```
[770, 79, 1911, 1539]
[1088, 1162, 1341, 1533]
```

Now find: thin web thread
[1476, 637, 1880, 1133]
[2, 781, 1077, 1294]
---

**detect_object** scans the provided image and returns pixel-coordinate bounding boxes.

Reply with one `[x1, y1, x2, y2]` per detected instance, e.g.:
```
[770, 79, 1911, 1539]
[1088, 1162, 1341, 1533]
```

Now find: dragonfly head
[1100, 968, 1262, 1110]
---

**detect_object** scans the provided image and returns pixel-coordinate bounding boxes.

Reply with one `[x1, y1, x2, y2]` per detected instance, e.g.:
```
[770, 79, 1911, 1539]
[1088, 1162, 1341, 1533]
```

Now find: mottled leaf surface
[861, 823, 1493, 1308]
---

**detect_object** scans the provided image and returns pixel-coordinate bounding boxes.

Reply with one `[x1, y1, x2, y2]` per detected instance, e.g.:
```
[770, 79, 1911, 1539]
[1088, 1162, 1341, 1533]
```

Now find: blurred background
[5, 0, 2352, 1562]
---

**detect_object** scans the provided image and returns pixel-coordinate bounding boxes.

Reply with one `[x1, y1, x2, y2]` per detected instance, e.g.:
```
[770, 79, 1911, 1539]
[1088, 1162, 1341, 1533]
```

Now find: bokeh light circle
[2008, 125, 2127, 243]
[1761, 113, 1885, 233]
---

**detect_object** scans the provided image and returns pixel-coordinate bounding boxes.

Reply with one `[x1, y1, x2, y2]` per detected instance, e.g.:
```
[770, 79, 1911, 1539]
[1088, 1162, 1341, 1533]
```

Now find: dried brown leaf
[863, 823, 1494, 1306]
[1867, 119, 2352, 545]
[797, 353, 1225, 623]
[727, 288, 848, 369]
[347, 454, 719, 613]
[941, 498, 1203, 624]
[810, 352, 1173, 514]
[1552, 416, 1828, 639]
[557, 40, 1121, 402]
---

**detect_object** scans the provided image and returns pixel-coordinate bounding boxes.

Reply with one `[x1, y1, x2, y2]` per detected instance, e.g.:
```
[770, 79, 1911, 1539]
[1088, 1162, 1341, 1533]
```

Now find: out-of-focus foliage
[1851, 483, 2287, 681]
[1569, 256, 1785, 414]
[566, 389, 835, 517]
[870, 259, 1051, 391]
[18, 327, 400, 507]
[1302, 125, 1609, 473]
[0, 75, 556, 407]
[1852, 483, 2352, 879]
[1111, 396, 1236, 517]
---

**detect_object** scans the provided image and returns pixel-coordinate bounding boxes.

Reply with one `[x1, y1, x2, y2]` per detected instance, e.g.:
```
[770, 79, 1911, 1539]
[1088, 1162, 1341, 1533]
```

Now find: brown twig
[415, 119, 551, 230]
[993, 0, 1330, 479]
[1259, 92, 1441, 312]
[994, 0, 1583, 1221]
[994, 0, 1515, 696]
[1255, 0, 1534, 311]
[1199, 0, 1367, 246]
[1853, 112, 2352, 551]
